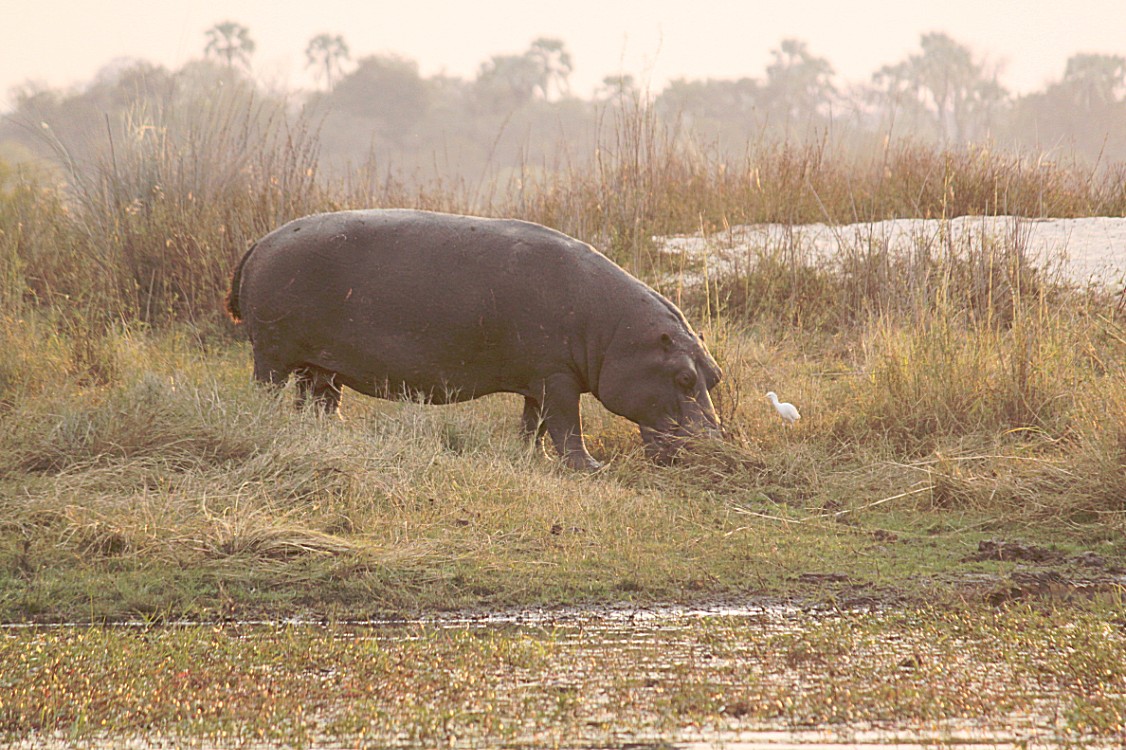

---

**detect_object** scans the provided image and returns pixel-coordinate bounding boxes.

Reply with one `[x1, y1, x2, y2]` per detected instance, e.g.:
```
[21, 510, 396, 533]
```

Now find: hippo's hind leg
[253, 354, 291, 389]
[521, 396, 548, 449]
[295, 365, 342, 416]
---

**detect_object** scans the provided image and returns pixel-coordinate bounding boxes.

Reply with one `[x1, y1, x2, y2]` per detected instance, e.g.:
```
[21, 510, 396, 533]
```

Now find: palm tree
[597, 74, 638, 103]
[305, 34, 351, 90]
[873, 33, 1006, 144]
[475, 54, 541, 108]
[1061, 53, 1126, 111]
[526, 37, 573, 100]
[763, 38, 836, 125]
[204, 21, 256, 72]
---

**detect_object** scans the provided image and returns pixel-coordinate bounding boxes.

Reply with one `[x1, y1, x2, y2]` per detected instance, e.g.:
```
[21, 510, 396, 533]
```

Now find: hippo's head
[596, 310, 723, 463]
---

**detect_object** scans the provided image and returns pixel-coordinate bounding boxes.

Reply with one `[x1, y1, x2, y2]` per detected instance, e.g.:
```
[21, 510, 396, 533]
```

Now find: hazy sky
[4, 0, 1126, 107]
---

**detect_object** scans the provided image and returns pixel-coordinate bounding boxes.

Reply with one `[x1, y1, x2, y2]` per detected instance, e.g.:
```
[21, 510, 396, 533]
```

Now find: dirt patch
[963, 538, 1124, 571]
[963, 538, 1063, 564]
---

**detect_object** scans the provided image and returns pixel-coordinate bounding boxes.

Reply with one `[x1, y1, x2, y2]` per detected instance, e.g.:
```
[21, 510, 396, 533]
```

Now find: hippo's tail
[225, 242, 256, 322]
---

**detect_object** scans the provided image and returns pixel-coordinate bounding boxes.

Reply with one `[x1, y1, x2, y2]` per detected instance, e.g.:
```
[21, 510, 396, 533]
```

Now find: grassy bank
[0, 99, 1124, 623]
[0, 296, 1122, 621]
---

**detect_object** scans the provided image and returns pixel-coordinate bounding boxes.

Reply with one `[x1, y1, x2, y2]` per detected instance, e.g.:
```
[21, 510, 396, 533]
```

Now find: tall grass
[43, 93, 326, 325]
[5, 97, 1125, 328]
[515, 117, 1126, 273]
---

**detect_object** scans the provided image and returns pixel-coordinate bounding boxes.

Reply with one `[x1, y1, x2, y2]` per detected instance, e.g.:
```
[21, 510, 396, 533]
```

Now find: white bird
[766, 391, 801, 426]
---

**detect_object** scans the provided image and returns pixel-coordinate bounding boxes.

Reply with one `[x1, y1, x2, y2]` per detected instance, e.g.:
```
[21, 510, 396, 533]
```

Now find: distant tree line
[3, 21, 1125, 183]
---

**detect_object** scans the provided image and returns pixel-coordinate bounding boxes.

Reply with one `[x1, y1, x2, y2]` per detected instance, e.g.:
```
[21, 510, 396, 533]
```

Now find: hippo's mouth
[639, 420, 722, 464]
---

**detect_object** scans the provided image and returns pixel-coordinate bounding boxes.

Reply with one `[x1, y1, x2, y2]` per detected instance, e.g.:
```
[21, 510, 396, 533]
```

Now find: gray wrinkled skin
[226, 209, 722, 470]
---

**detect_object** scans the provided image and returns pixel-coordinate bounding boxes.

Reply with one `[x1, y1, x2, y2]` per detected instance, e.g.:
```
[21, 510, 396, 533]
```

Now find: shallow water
[5, 601, 1121, 749]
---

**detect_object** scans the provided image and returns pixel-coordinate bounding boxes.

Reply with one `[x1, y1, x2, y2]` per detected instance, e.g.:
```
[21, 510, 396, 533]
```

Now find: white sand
[659, 216, 1126, 289]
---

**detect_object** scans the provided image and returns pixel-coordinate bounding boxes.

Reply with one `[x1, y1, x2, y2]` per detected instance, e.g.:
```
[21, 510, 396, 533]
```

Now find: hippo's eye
[675, 370, 697, 391]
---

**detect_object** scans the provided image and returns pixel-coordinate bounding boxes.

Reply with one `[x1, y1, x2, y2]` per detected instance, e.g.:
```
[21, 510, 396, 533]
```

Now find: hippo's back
[242, 209, 606, 311]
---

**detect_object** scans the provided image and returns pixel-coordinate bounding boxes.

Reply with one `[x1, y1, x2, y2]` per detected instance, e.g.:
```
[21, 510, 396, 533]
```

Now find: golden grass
[0, 289, 1121, 621]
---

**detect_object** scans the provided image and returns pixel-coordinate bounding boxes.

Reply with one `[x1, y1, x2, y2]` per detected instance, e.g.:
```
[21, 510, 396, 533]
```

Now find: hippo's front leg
[538, 374, 603, 471]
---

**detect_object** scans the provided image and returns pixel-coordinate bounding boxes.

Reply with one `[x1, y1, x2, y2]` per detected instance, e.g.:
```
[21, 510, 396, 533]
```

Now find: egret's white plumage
[766, 391, 800, 425]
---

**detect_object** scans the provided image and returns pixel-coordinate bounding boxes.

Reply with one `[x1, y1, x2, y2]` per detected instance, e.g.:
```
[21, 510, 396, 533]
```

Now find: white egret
[766, 391, 800, 426]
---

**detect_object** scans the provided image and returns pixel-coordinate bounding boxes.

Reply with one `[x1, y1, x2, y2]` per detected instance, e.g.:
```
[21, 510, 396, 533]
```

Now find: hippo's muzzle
[639, 406, 723, 464]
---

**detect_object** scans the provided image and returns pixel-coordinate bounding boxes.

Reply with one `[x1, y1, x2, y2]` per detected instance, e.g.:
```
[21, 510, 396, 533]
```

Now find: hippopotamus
[226, 209, 722, 469]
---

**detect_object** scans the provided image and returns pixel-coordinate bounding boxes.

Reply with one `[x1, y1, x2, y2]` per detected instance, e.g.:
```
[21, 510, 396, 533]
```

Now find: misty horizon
[4, 18, 1125, 187]
[8, 1, 1126, 105]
